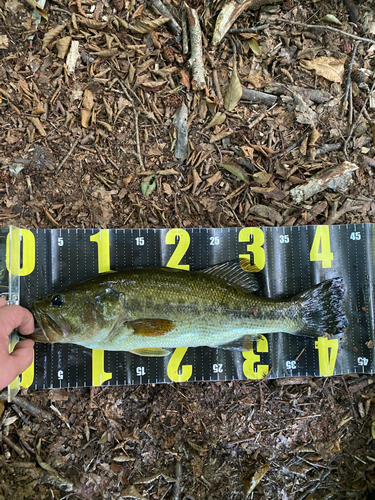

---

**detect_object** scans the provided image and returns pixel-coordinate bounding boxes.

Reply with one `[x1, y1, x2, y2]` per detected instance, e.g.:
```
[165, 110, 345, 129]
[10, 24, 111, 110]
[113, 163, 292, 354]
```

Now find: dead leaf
[56, 36, 71, 58]
[92, 48, 119, 59]
[77, 16, 107, 29]
[248, 205, 282, 224]
[309, 126, 321, 146]
[180, 70, 190, 90]
[24, 0, 48, 19]
[117, 15, 169, 34]
[0, 35, 9, 49]
[204, 112, 226, 130]
[30, 117, 47, 136]
[300, 57, 346, 84]
[253, 171, 271, 185]
[42, 24, 66, 50]
[81, 89, 94, 128]
[243, 463, 270, 497]
[224, 56, 242, 111]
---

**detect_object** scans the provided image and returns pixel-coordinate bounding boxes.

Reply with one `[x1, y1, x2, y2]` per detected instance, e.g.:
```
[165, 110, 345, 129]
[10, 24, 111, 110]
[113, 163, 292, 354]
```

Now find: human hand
[0, 298, 35, 391]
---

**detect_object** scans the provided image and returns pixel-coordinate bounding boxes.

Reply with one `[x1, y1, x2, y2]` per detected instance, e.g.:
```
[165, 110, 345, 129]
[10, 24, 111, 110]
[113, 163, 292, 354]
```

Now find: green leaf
[248, 38, 261, 55]
[141, 176, 156, 196]
[224, 56, 242, 111]
[220, 162, 249, 183]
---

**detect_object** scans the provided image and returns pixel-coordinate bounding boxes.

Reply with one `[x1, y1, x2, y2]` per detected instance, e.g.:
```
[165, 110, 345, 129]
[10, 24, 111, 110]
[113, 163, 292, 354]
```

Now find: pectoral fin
[124, 318, 176, 337]
[129, 348, 171, 357]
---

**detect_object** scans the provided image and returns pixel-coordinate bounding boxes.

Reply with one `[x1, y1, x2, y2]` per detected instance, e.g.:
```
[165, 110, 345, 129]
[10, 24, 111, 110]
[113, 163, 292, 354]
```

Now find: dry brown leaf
[131, 15, 170, 34]
[253, 171, 271, 185]
[92, 48, 119, 58]
[81, 89, 94, 128]
[309, 126, 321, 146]
[82, 89, 94, 110]
[249, 205, 282, 224]
[140, 80, 168, 92]
[30, 117, 47, 136]
[0, 35, 9, 49]
[81, 109, 92, 128]
[180, 69, 190, 90]
[77, 16, 107, 29]
[224, 56, 242, 111]
[32, 98, 46, 115]
[42, 24, 66, 50]
[56, 36, 71, 58]
[76, 0, 87, 17]
[24, 0, 48, 19]
[204, 111, 226, 130]
[300, 57, 346, 84]
[116, 14, 169, 34]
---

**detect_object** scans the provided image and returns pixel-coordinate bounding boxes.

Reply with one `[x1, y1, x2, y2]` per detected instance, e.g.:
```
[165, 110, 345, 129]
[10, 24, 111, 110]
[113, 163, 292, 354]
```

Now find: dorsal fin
[199, 259, 261, 294]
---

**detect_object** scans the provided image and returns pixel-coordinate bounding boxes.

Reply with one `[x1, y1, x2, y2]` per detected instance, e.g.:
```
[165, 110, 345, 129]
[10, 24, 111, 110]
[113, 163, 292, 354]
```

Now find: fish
[29, 260, 347, 357]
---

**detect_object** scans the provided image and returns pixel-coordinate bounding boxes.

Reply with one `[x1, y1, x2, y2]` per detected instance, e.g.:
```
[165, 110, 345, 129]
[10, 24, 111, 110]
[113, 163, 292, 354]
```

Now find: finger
[0, 298, 7, 308]
[0, 305, 35, 339]
[2, 340, 34, 387]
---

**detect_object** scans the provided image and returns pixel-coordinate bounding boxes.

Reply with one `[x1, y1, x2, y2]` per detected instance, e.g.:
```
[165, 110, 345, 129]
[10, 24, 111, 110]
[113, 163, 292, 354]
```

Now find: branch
[185, 3, 206, 90]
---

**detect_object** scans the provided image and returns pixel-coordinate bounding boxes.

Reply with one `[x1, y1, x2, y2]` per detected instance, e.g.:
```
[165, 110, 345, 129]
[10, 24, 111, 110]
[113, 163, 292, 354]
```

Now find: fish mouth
[30, 303, 65, 343]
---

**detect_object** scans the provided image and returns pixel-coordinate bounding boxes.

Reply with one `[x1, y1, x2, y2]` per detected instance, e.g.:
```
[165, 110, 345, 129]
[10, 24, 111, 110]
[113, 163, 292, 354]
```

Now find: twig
[241, 87, 277, 106]
[43, 206, 60, 227]
[0, 393, 53, 421]
[185, 3, 206, 90]
[116, 77, 144, 170]
[181, 9, 189, 54]
[341, 376, 359, 426]
[2, 435, 25, 457]
[150, 0, 181, 35]
[248, 111, 268, 130]
[276, 18, 375, 44]
[344, 79, 375, 159]
[342, 41, 359, 116]
[228, 23, 269, 33]
[56, 137, 79, 173]
[172, 459, 182, 500]
[50, 5, 72, 15]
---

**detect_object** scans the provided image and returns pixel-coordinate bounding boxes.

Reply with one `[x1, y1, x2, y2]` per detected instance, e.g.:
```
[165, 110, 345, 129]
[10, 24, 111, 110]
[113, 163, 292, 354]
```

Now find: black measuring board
[1, 224, 374, 391]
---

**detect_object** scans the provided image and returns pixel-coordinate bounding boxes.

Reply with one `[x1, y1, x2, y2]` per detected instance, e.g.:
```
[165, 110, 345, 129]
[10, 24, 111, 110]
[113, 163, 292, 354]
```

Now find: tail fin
[295, 278, 347, 338]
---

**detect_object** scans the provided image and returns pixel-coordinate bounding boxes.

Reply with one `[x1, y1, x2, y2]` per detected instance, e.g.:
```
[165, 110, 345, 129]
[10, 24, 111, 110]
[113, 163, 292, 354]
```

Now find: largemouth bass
[30, 260, 347, 356]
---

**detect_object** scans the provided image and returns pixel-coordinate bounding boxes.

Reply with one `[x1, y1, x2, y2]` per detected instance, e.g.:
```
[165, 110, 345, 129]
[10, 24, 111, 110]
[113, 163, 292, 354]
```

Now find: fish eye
[51, 295, 64, 307]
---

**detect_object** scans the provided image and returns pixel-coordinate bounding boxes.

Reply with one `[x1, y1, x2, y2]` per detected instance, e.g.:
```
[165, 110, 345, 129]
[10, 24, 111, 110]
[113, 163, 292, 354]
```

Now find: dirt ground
[1, 0, 375, 497]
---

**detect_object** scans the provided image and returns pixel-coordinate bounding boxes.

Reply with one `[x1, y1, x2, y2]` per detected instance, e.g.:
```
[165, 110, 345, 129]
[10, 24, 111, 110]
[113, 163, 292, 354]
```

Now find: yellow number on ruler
[167, 347, 192, 382]
[6, 228, 35, 276]
[166, 228, 190, 271]
[238, 227, 265, 271]
[242, 335, 269, 380]
[310, 226, 333, 269]
[315, 337, 338, 376]
[90, 230, 112, 386]
[20, 355, 34, 389]
[90, 230, 111, 274]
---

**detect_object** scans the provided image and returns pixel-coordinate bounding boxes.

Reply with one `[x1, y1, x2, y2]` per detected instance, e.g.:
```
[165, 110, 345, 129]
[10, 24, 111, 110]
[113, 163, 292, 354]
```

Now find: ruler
[3, 224, 374, 392]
